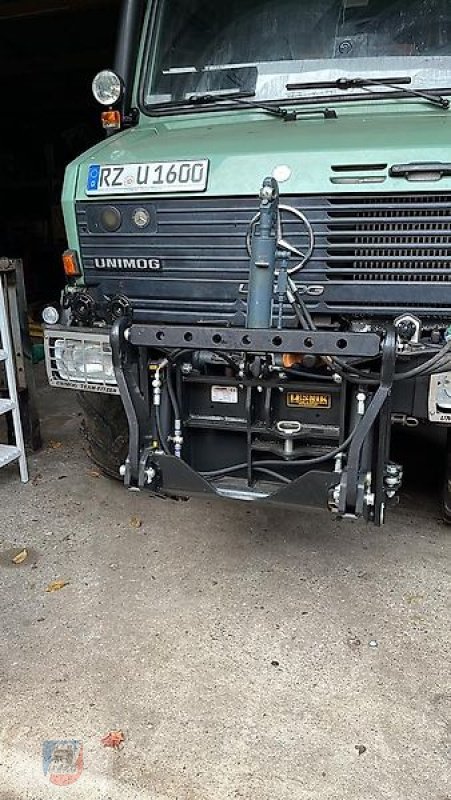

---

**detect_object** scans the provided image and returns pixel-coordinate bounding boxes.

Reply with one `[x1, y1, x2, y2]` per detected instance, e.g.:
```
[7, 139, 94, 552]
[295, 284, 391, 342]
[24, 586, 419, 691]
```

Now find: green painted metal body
[62, 42, 451, 278]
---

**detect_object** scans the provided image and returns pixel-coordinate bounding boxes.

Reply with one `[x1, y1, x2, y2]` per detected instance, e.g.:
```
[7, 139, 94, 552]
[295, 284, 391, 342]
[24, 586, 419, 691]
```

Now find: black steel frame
[111, 318, 398, 523]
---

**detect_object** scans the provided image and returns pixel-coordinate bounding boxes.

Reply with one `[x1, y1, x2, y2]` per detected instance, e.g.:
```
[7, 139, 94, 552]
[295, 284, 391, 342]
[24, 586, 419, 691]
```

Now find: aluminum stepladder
[0, 274, 28, 482]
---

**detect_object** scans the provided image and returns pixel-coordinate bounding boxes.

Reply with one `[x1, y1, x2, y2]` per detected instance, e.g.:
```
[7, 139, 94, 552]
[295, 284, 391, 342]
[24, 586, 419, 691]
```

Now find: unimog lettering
[94, 258, 162, 270]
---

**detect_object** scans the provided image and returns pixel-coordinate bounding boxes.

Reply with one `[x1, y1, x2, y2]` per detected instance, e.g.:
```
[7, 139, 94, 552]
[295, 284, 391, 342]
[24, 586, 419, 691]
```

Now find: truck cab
[45, 0, 451, 525]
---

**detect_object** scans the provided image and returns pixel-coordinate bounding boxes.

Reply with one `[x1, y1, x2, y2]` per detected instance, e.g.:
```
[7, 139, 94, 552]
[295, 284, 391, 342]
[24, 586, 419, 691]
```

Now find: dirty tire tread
[77, 392, 128, 480]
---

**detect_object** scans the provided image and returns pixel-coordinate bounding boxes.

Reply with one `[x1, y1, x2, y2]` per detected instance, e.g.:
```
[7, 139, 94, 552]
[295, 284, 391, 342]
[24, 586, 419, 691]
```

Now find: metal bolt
[333, 485, 341, 505]
[385, 476, 400, 488]
[356, 391, 366, 416]
[260, 185, 275, 201]
[385, 463, 399, 476]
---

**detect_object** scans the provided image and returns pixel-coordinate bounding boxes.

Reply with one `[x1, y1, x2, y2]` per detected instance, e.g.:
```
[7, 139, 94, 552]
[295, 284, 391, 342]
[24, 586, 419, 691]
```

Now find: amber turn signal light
[101, 110, 122, 130]
[62, 250, 81, 278]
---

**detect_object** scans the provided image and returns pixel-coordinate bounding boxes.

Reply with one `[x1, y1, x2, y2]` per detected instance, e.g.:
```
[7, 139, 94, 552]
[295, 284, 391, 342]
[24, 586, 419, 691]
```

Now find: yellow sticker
[286, 392, 331, 409]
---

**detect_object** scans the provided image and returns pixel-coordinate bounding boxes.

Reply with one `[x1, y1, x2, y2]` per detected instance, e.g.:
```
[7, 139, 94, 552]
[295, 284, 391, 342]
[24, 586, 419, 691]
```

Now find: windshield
[142, 0, 451, 108]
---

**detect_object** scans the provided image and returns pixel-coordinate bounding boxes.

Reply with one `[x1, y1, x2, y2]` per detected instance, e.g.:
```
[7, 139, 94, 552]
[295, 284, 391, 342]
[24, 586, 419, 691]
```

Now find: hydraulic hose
[165, 348, 239, 372]
[334, 341, 451, 385]
[215, 352, 241, 371]
[288, 293, 310, 331]
[288, 277, 315, 329]
[284, 368, 337, 382]
[290, 281, 451, 384]
[393, 341, 451, 381]
[155, 402, 172, 456]
[200, 425, 357, 479]
[288, 275, 451, 384]
[253, 467, 291, 484]
[166, 365, 180, 420]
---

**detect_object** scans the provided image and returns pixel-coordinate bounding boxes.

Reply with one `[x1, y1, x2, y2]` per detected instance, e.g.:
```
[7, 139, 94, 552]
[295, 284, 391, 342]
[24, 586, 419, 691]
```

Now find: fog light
[42, 306, 59, 325]
[55, 339, 116, 385]
[45, 329, 119, 394]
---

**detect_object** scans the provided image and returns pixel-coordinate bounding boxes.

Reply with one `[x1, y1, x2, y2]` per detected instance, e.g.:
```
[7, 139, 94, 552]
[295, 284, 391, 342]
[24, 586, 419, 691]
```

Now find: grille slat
[326, 194, 451, 283]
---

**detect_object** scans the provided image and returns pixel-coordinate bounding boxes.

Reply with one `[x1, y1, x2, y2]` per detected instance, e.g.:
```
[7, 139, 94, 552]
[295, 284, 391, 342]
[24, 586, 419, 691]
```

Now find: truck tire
[77, 392, 128, 480]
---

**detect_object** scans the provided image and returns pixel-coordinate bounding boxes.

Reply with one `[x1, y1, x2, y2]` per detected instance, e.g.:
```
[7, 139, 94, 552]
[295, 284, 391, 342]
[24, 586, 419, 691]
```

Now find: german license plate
[86, 160, 209, 195]
[286, 392, 331, 409]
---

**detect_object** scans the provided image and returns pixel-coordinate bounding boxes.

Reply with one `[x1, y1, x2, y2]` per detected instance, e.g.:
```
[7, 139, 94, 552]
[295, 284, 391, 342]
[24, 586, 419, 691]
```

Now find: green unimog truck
[44, 0, 451, 525]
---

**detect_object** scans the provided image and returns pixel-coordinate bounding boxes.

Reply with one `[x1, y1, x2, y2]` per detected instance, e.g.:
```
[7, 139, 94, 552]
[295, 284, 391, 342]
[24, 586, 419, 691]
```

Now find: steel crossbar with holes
[129, 324, 381, 356]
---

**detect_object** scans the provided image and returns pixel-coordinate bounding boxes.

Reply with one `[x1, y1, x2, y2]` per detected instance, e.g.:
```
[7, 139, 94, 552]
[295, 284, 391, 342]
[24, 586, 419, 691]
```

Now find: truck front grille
[326, 194, 451, 282]
[77, 192, 451, 321]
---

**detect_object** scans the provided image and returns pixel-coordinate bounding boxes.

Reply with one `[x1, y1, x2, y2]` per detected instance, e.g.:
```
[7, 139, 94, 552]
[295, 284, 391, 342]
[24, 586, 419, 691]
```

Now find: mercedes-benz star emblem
[246, 204, 315, 275]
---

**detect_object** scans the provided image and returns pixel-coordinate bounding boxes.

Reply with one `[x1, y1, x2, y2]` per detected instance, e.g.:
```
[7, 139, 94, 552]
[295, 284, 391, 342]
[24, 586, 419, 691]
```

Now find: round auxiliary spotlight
[92, 70, 123, 106]
[42, 306, 60, 325]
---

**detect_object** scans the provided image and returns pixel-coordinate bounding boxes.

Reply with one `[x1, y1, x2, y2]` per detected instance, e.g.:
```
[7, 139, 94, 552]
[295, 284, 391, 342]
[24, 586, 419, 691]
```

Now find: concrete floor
[0, 369, 449, 800]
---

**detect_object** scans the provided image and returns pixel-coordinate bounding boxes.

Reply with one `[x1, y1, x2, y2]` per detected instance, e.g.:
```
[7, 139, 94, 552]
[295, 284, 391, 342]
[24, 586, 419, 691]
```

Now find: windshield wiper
[286, 76, 450, 110]
[151, 90, 288, 118]
[186, 92, 336, 120]
[187, 91, 289, 118]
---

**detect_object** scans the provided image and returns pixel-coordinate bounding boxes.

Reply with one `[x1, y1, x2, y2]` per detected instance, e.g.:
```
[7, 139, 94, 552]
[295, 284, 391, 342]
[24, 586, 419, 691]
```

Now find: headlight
[55, 340, 116, 384]
[44, 329, 119, 394]
[92, 70, 123, 106]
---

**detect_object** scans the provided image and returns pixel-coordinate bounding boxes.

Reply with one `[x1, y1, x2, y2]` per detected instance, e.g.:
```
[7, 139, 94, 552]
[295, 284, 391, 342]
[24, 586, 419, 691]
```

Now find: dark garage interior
[1, 0, 120, 308]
